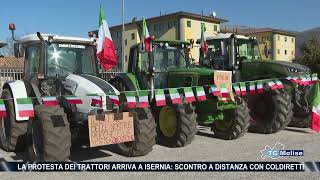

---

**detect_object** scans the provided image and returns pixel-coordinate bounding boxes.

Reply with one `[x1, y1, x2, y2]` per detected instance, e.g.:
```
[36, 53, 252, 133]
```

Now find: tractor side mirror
[14, 43, 24, 58]
[221, 41, 226, 56]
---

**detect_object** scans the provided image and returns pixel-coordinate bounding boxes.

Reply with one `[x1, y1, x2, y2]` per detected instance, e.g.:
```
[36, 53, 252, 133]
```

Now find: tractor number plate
[88, 112, 134, 147]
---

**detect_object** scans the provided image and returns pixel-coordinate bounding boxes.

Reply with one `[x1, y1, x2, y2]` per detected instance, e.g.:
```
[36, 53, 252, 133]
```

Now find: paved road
[1, 127, 320, 179]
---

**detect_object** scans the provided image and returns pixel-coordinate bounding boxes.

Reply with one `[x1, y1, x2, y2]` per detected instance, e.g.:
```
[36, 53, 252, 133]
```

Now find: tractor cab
[199, 33, 261, 70]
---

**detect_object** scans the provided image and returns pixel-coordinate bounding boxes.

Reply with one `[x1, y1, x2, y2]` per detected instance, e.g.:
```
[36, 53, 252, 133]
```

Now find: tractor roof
[153, 39, 190, 45]
[206, 33, 249, 40]
[17, 34, 94, 44]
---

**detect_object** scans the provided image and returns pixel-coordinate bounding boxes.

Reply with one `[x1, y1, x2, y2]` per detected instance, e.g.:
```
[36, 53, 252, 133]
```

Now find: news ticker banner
[0, 74, 318, 118]
[0, 162, 319, 172]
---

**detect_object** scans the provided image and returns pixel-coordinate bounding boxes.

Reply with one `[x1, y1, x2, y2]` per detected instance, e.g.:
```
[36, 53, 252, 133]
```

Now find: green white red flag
[169, 88, 182, 104]
[96, 5, 117, 71]
[155, 89, 166, 106]
[309, 82, 320, 132]
[196, 86, 206, 101]
[0, 100, 7, 117]
[232, 83, 241, 96]
[275, 80, 284, 89]
[267, 81, 278, 90]
[240, 82, 247, 96]
[220, 84, 229, 97]
[109, 94, 120, 106]
[16, 98, 34, 118]
[138, 91, 149, 108]
[65, 95, 83, 105]
[249, 82, 256, 95]
[42, 96, 59, 107]
[200, 23, 208, 56]
[298, 76, 308, 86]
[124, 92, 137, 109]
[311, 74, 319, 85]
[184, 87, 196, 103]
[142, 18, 152, 52]
[87, 94, 102, 107]
[210, 85, 221, 96]
[257, 81, 264, 94]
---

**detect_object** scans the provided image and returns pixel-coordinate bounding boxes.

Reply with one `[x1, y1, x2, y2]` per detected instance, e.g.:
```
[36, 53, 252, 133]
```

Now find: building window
[187, 20, 191, 28]
[291, 51, 294, 55]
[277, 49, 280, 54]
[214, 25, 218, 32]
[125, 39, 127, 46]
[168, 22, 172, 29]
[131, 33, 135, 40]
[117, 31, 122, 38]
[284, 50, 287, 55]
[277, 35, 280, 41]
[125, 55, 128, 62]
[154, 24, 158, 31]
[284, 37, 287, 42]
[291, 38, 294, 43]
[159, 24, 163, 31]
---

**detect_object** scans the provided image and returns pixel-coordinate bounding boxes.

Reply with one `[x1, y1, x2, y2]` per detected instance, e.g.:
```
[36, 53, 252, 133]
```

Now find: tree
[0, 37, 15, 56]
[298, 38, 320, 70]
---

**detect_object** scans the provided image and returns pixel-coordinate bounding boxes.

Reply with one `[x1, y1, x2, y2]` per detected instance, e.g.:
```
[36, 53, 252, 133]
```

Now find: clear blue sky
[1, 0, 319, 41]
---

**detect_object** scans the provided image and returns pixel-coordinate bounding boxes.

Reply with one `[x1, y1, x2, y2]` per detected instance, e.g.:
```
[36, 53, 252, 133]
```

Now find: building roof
[0, 42, 6, 48]
[0, 57, 24, 69]
[90, 11, 228, 33]
[245, 28, 297, 37]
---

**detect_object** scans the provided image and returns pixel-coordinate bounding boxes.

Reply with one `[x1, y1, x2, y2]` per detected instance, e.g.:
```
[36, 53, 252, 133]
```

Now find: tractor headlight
[287, 67, 299, 73]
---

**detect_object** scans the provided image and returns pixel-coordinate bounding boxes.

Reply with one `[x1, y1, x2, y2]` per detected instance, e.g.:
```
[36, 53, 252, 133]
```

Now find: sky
[0, 0, 319, 41]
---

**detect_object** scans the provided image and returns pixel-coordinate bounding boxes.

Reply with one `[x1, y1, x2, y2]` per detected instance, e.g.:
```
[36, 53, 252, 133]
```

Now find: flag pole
[121, 0, 125, 72]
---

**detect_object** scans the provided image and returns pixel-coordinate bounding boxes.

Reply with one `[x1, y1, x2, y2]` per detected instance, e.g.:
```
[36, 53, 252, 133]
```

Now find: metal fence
[0, 68, 24, 92]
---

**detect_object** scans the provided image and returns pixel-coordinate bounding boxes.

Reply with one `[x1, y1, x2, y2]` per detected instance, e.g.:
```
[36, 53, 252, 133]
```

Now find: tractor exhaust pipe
[229, 34, 241, 82]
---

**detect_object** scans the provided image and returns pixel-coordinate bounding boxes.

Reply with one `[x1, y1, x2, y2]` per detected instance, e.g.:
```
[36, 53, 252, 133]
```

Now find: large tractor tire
[211, 97, 250, 140]
[0, 88, 27, 152]
[109, 78, 156, 157]
[155, 101, 198, 147]
[248, 89, 293, 134]
[27, 105, 71, 162]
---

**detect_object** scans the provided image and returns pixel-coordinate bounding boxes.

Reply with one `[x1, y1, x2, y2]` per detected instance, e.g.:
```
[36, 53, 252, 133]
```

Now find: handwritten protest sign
[213, 70, 235, 102]
[88, 112, 134, 147]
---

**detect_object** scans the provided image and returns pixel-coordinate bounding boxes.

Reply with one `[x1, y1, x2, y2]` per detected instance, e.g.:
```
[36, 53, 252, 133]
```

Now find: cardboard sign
[88, 112, 134, 147]
[213, 70, 235, 102]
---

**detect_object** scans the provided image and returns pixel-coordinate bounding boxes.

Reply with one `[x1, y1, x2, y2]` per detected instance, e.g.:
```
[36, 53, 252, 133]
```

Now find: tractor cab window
[46, 43, 96, 77]
[153, 46, 187, 72]
[25, 45, 41, 75]
[237, 39, 260, 60]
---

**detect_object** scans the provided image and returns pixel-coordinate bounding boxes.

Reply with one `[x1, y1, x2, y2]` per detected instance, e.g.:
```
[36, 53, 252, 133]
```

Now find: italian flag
[267, 81, 278, 90]
[96, 5, 117, 71]
[196, 86, 206, 101]
[87, 94, 102, 107]
[169, 88, 182, 104]
[184, 87, 196, 103]
[109, 94, 120, 106]
[257, 81, 264, 94]
[240, 82, 247, 96]
[309, 82, 320, 132]
[200, 23, 208, 56]
[0, 100, 7, 117]
[275, 80, 284, 89]
[290, 76, 299, 84]
[299, 76, 308, 86]
[16, 98, 34, 118]
[142, 18, 152, 52]
[220, 84, 229, 97]
[124, 92, 136, 109]
[42, 96, 59, 107]
[155, 89, 166, 107]
[138, 91, 149, 108]
[311, 74, 319, 85]
[232, 83, 241, 96]
[249, 82, 256, 95]
[65, 95, 83, 105]
[211, 85, 221, 96]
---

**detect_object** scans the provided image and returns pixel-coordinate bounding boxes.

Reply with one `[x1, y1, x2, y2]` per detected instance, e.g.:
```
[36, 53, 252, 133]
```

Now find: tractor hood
[63, 74, 120, 113]
[241, 60, 311, 81]
[167, 67, 214, 87]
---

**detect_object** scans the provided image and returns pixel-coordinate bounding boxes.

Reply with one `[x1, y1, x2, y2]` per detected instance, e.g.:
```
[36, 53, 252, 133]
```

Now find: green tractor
[198, 33, 312, 130]
[108, 39, 251, 142]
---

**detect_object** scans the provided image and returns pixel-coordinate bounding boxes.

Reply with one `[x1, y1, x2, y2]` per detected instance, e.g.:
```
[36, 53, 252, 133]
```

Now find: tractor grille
[198, 75, 214, 86]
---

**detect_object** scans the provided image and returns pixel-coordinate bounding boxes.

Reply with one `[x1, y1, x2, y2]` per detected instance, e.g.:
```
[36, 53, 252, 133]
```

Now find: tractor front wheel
[248, 90, 293, 134]
[27, 105, 71, 162]
[155, 102, 197, 147]
[211, 97, 250, 140]
[0, 88, 27, 152]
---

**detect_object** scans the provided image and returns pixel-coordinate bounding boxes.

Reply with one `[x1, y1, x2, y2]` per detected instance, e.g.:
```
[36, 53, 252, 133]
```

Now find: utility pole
[121, 0, 125, 72]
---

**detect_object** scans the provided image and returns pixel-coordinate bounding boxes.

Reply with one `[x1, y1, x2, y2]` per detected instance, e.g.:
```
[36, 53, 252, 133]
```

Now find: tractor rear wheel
[211, 97, 250, 140]
[0, 88, 27, 152]
[248, 90, 293, 134]
[155, 101, 197, 147]
[109, 78, 156, 157]
[27, 105, 71, 162]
